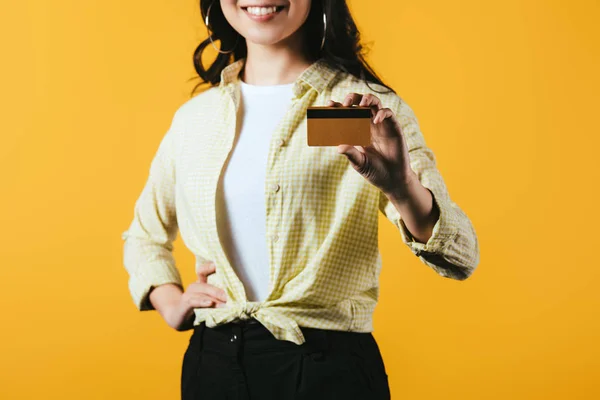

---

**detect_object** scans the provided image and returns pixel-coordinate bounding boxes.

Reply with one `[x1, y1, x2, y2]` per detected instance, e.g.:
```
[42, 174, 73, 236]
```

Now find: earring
[321, 11, 327, 50]
[205, 2, 239, 54]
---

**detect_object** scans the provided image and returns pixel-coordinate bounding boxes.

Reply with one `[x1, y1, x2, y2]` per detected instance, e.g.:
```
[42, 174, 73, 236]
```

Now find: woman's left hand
[331, 92, 416, 198]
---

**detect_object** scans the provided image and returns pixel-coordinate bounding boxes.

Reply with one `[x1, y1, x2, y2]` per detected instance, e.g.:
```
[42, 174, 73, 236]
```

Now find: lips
[241, 5, 285, 19]
[240, 4, 285, 10]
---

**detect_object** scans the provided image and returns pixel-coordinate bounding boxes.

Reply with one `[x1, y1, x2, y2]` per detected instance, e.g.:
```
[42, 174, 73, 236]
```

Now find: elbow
[442, 264, 475, 281]
[457, 235, 480, 280]
[420, 250, 479, 281]
[437, 231, 480, 281]
[445, 248, 480, 281]
[449, 264, 477, 281]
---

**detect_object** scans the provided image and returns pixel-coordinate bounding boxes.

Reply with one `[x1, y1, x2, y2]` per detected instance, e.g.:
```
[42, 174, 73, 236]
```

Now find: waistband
[230, 318, 259, 325]
[191, 318, 372, 357]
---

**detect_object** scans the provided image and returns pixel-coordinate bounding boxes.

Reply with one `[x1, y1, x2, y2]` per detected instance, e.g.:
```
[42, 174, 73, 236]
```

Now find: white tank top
[216, 79, 294, 302]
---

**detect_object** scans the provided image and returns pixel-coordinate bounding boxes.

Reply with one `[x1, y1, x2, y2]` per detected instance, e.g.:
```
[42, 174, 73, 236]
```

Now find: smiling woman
[120, 0, 479, 399]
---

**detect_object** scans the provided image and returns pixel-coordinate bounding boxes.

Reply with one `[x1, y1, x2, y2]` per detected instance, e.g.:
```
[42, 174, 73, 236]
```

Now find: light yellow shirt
[121, 57, 480, 345]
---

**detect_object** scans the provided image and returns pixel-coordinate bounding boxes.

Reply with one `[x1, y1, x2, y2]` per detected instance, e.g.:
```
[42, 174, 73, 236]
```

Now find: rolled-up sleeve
[379, 95, 480, 280]
[121, 110, 183, 310]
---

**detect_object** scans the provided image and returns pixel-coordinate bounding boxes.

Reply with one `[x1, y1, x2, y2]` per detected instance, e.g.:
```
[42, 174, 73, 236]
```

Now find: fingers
[339, 92, 382, 109]
[342, 92, 363, 107]
[373, 107, 394, 124]
[191, 260, 228, 304]
[358, 93, 382, 110]
[330, 93, 383, 120]
[185, 281, 227, 305]
[186, 293, 219, 308]
[203, 284, 227, 302]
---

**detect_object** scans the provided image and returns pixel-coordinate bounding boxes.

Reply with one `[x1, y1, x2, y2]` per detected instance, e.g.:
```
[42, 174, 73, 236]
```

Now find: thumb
[196, 261, 215, 283]
[337, 145, 366, 170]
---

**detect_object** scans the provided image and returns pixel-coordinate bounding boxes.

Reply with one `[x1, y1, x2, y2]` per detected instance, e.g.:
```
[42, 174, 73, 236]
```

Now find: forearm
[384, 171, 439, 244]
[148, 283, 184, 317]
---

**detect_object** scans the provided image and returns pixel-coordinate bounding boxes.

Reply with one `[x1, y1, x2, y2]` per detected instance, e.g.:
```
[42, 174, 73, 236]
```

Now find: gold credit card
[306, 106, 372, 146]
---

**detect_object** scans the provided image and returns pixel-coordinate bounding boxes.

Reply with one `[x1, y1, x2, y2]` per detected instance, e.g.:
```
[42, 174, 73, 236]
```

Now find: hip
[182, 318, 390, 399]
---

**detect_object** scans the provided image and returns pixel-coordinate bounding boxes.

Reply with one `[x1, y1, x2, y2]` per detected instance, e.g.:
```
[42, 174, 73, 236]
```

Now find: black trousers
[181, 318, 391, 400]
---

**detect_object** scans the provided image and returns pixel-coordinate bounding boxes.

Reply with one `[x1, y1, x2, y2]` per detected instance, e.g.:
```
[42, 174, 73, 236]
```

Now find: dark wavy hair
[189, 0, 395, 97]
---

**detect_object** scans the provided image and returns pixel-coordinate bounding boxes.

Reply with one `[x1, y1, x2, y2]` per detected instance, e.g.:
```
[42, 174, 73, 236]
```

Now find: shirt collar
[219, 57, 340, 100]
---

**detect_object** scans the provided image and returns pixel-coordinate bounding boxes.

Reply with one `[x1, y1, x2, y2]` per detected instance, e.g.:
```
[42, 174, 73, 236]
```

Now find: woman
[121, 1, 480, 399]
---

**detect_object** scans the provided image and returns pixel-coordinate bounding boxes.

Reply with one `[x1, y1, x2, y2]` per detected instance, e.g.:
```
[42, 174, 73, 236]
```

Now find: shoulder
[160, 85, 224, 153]
[170, 85, 223, 127]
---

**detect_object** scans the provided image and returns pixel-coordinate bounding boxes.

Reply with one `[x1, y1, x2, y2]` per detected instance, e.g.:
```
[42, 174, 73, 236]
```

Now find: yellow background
[1, 0, 598, 398]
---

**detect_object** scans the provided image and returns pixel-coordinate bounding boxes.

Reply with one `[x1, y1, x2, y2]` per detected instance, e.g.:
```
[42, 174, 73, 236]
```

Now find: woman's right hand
[156, 261, 228, 331]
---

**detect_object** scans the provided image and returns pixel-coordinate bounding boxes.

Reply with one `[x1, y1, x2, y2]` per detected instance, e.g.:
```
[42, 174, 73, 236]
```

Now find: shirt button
[276, 138, 285, 147]
[230, 333, 238, 342]
[271, 234, 279, 242]
[271, 183, 280, 192]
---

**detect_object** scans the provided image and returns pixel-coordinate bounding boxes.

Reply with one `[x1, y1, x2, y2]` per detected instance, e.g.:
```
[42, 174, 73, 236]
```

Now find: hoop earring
[321, 11, 327, 51]
[205, 2, 239, 54]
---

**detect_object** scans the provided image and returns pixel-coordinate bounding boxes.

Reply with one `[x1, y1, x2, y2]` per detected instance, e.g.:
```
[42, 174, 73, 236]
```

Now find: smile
[241, 5, 285, 21]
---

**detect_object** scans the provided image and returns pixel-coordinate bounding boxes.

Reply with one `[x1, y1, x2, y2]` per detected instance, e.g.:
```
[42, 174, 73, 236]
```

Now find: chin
[243, 29, 289, 46]
[245, 36, 284, 46]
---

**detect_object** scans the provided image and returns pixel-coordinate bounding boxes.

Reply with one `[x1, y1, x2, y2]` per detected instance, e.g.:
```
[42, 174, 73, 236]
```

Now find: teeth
[246, 6, 278, 16]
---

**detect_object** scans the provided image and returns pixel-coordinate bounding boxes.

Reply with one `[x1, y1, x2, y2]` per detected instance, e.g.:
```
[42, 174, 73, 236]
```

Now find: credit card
[306, 106, 372, 146]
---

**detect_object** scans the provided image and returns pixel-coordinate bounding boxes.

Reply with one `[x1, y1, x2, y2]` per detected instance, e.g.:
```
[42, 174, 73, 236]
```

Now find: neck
[241, 31, 314, 86]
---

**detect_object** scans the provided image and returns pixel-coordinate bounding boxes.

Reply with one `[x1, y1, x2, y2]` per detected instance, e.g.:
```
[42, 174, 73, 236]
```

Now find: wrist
[384, 169, 419, 203]
[150, 283, 183, 315]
